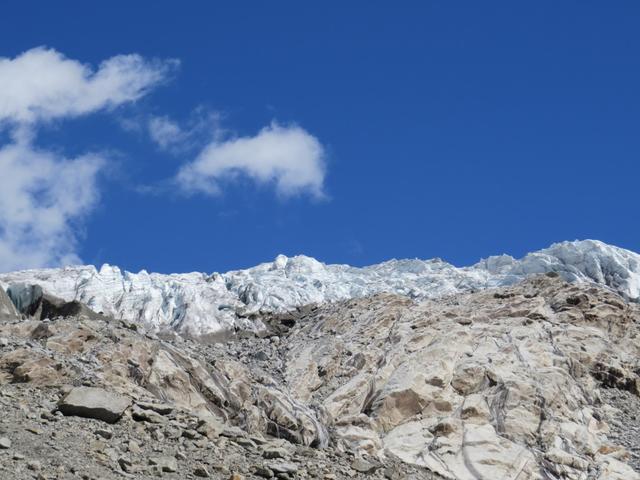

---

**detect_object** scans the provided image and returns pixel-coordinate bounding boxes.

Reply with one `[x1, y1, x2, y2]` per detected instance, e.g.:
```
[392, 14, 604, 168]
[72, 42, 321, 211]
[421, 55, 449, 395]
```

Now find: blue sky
[0, 2, 638, 273]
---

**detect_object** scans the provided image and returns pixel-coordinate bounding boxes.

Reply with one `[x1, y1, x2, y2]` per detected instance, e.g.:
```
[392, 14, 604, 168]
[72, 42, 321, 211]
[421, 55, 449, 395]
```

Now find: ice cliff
[1, 239, 638, 336]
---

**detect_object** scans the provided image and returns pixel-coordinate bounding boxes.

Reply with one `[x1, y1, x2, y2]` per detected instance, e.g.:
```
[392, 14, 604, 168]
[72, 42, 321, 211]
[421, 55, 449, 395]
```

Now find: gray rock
[58, 387, 131, 424]
[249, 433, 268, 445]
[0, 437, 11, 449]
[131, 404, 166, 423]
[383, 467, 402, 480]
[127, 440, 141, 454]
[135, 401, 173, 415]
[149, 456, 178, 473]
[222, 425, 247, 438]
[254, 350, 270, 361]
[31, 322, 53, 340]
[194, 465, 211, 477]
[182, 428, 200, 439]
[351, 458, 378, 474]
[150, 428, 165, 441]
[254, 465, 274, 478]
[94, 428, 113, 439]
[267, 462, 298, 474]
[196, 418, 224, 439]
[263, 447, 289, 459]
[234, 437, 257, 450]
[118, 456, 135, 473]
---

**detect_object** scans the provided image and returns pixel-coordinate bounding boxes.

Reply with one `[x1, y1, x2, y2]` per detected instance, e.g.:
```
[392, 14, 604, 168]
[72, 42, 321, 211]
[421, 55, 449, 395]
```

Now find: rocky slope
[1, 272, 640, 479]
[1, 239, 639, 337]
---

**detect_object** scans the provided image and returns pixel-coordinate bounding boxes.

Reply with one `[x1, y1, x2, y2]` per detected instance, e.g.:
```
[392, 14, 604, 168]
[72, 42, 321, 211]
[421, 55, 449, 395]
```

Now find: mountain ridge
[1, 239, 639, 336]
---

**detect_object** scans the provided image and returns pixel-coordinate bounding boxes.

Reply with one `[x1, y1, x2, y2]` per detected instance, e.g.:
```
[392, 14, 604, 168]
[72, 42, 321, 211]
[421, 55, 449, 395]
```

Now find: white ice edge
[1, 239, 638, 336]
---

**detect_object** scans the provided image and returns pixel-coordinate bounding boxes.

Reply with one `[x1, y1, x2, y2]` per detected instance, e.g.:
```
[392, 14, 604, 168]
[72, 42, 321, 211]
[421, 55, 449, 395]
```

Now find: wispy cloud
[176, 122, 327, 199]
[148, 115, 187, 150]
[145, 109, 224, 153]
[0, 47, 175, 271]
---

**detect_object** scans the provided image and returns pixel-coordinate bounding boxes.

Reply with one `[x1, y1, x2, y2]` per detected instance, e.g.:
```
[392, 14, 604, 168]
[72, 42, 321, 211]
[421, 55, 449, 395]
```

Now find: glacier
[0, 239, 638, 337]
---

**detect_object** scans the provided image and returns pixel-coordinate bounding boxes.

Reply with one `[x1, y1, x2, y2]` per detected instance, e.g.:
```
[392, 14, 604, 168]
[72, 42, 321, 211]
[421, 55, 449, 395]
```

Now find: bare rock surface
[0, 285, 433, 480]
[0, 274, 640, 479]
[274, 274, 640, 479]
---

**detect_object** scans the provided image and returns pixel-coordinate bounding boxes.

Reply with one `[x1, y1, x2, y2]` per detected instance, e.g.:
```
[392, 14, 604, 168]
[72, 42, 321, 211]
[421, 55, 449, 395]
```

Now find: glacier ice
[0, 239, 638, 336]
[6, 283, 43, 314]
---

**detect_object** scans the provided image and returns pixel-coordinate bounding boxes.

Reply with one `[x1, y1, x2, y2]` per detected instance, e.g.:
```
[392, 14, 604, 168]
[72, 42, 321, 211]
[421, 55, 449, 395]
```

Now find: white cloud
[148, 115, 187, 150]
[0, 140, 103, 271]
[0, 47, 329, 271]
[145, 110, 223, 152]
[0, 46, 176, 125]
[0, 47, 174, 271]
[176, 123, 326, 198]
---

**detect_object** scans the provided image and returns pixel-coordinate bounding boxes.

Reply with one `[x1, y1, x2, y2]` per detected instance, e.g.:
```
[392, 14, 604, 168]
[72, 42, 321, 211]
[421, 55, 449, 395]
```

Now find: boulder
[351, 458, 379, 473]
[149, 456, 178, 473]
[58, 386, 131, 423]
[131, 404, 166, 423]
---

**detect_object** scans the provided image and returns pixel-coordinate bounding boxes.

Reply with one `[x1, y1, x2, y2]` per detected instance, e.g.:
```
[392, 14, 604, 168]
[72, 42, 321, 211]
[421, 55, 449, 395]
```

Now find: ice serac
[477, 239, 640, 301]
[0, 239, 639, 336]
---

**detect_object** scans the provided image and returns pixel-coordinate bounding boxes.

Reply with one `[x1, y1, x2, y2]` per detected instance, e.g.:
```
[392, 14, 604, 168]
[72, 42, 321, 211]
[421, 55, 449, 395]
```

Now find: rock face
[1, 273, 640, 479]
[58, 387, 131, 423]
[270, 275, 640, 479]
[0, 239, 639, 337]
[0, 287, 17, 319]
